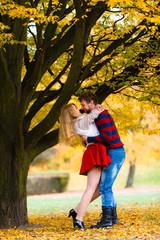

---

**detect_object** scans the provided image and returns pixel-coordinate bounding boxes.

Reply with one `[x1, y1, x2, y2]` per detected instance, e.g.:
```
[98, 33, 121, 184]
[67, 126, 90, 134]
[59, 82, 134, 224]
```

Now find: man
[78, 91, 125, 229]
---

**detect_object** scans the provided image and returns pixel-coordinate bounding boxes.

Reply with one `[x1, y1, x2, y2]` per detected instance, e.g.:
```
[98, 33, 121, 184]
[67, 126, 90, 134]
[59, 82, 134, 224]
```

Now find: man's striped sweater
[87, 110, 124, 148]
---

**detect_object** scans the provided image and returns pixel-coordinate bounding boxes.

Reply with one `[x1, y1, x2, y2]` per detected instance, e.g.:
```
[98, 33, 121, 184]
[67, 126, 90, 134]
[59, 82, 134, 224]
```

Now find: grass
[134, 164, 160, 186]
[27, 192, 160, 215]
[27, 163, 160, 215]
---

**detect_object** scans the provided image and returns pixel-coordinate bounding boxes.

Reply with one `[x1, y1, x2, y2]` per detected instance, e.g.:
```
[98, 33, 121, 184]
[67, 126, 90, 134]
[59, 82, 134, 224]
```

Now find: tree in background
[0, 0, 159, 228]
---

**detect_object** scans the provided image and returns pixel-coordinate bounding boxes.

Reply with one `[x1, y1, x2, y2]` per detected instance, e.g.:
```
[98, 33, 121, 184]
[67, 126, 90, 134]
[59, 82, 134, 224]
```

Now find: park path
[28, 185, 160, 199]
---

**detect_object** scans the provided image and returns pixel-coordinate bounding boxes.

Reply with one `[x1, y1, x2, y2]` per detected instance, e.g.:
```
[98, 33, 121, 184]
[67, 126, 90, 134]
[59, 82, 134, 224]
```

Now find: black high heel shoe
[73, 218, 86, 230]
[68, 209, 77, 221]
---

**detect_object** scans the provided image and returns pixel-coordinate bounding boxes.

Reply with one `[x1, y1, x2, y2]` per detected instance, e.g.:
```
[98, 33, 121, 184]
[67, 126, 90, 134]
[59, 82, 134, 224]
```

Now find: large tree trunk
[0, 132, 29, 229]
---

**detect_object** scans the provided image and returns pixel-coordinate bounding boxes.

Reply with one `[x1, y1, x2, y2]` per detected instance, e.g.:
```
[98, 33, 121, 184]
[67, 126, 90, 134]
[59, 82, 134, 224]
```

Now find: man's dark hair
[78, 91, 98, 105]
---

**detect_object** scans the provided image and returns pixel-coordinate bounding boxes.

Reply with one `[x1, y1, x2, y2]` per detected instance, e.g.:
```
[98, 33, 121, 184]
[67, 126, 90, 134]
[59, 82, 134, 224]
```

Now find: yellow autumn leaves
[107, 0, 160, 26]
[0, 205, 159, 239]
[0, 0, 159, 48]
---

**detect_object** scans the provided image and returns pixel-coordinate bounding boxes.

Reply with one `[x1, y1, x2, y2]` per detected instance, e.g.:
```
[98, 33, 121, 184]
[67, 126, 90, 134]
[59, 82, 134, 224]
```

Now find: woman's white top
[74, 109, 99, 145]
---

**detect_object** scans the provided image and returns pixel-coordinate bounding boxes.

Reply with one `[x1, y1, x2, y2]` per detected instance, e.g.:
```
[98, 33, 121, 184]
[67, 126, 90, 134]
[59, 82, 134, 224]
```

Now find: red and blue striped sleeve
[87, 110, 123, 148]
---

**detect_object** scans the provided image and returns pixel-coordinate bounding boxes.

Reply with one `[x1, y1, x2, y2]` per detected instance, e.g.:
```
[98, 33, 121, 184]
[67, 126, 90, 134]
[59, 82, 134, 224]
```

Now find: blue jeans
[99, 147, 125, 209]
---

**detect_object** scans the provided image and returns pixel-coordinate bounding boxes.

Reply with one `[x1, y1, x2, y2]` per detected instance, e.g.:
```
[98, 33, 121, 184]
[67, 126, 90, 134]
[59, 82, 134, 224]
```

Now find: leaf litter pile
[0, 205, 160, 239]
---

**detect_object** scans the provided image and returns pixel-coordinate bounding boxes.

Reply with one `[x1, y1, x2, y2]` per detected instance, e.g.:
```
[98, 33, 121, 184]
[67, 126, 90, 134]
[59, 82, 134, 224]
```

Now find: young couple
[59, 91, 125, 230]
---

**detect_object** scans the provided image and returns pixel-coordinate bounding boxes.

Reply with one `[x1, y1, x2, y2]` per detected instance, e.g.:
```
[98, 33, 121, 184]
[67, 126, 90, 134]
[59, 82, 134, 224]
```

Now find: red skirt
[79, 143, 112, 175]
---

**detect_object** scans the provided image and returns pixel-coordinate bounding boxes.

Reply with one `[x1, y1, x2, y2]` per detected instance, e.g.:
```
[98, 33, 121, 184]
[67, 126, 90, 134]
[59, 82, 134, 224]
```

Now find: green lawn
[27, 192, 160, 215]
[27, 163, 160, 215]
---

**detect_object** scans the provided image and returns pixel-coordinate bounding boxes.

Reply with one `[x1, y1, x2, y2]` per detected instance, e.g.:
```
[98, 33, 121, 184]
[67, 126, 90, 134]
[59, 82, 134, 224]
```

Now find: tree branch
[43, 0, 68, 47]
[28, 25, 37, 46]
[24, 46, 30, 72]
[23, 58, 71, 133]
[20, 49, 45, 122]
[41, 1, 109, 77]
[28, 129, 59, 162]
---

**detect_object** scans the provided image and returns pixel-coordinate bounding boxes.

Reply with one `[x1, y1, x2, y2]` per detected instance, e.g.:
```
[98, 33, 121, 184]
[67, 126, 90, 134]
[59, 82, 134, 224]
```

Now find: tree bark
[125, 163, 136, 188]
[0, 132, 29, 229]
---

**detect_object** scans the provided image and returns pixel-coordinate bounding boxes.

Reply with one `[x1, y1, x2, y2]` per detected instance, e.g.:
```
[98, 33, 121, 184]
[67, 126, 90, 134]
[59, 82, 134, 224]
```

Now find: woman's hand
[96, 104, 105, 113]
[79, 135, 87, 147]
[80, 135, 87, 142]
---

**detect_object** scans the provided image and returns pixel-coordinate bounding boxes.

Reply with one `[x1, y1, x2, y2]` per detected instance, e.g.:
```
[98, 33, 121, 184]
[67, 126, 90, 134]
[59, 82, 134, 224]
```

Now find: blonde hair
[59, 104, 79, 146]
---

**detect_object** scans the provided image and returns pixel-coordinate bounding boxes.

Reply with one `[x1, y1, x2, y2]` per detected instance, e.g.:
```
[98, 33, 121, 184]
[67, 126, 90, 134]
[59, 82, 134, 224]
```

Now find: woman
[59, 104, 111, 230]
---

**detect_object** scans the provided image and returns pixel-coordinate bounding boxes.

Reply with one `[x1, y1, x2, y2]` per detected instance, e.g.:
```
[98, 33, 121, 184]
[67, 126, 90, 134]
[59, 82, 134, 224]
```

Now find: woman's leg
[74, 184, 100, 214]
[75, 185, 100, 210]
[90, 185, 101, 202]
[75, 167, 101, 221]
